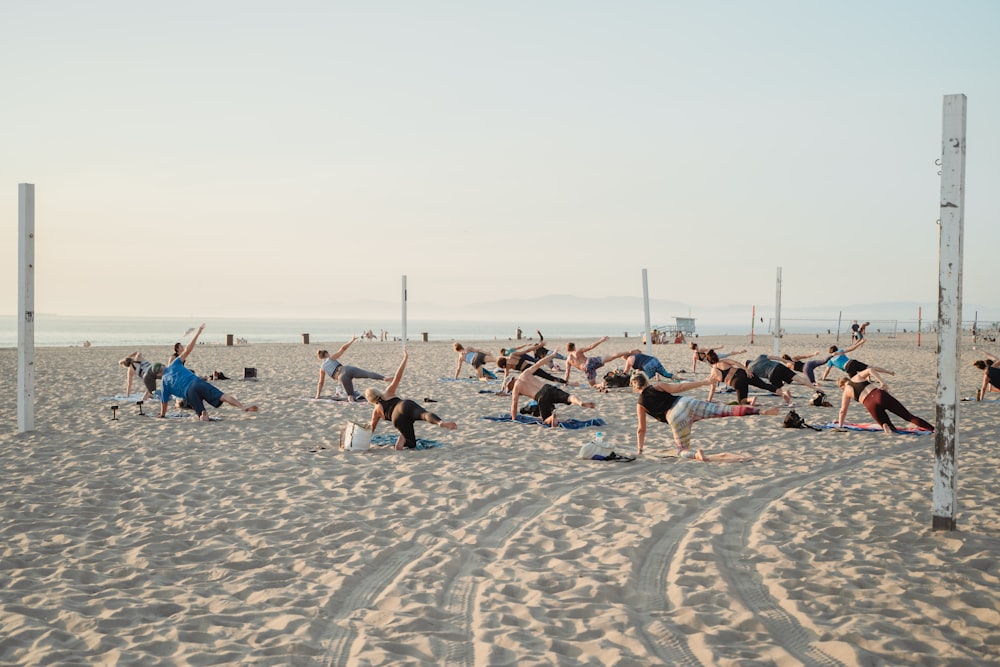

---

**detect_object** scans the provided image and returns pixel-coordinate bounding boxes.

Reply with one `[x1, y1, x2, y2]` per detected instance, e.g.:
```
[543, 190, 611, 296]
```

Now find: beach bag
[783, 410, 806, 429]
[603, 369, 631, 388]
[340, 421, 373, 450]
[577, 441, 635, 462]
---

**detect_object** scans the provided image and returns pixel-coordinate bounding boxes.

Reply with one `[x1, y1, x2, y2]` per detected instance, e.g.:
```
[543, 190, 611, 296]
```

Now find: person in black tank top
[367, 349, 457, 449]
[973, 352, 1000, 400]
[631, 371, 779, 461]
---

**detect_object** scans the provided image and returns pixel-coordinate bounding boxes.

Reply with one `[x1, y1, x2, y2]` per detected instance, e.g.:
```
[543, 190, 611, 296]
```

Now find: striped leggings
[665, 396, 758, 449]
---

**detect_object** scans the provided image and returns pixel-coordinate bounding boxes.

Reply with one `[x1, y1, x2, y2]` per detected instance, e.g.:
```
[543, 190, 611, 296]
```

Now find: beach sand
[1, 333, 998, 665]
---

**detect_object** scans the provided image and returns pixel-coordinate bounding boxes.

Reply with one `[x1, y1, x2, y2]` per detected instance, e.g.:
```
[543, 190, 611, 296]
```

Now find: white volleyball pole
[933, 93, 966, 531]
[642, 269, 652, 355]
[401, 275, 408, 350]
[773, 267, 782, 356]
[18, 183, 36, 433]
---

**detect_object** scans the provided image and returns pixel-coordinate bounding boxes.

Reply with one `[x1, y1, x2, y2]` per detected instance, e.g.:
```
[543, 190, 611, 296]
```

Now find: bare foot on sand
[244, 406, 259, 412]
[439, 421, 457, 430]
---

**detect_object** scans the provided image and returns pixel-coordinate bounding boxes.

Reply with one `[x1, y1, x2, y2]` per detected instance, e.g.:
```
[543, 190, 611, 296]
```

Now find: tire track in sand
[318, 472, 587, 667]
[633, 441, 919, 666]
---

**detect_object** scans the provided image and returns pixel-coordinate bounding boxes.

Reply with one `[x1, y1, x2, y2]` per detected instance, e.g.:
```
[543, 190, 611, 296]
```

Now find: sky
[3, 1, 999, 323]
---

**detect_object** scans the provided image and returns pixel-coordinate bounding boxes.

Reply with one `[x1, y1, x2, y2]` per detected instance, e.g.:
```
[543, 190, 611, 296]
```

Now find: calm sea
[3, 315, 929, 348]
[0, 315, 679, 348]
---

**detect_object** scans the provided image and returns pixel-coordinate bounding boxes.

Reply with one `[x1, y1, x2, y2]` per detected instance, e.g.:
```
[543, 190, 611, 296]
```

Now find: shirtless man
[496, 341, 574, 388]
[563, 336, 630, 391]
[512, 353, 596, 427]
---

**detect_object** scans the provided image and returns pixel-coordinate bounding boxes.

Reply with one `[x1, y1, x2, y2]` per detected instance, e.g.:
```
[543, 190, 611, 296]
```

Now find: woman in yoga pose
[704, 349, 765, 405]
[315, 336, 387, 401]
[972, 352, 1000, 400]
[453, 342, 498, 380]
[631, 371, 779, 461]
[118, 351, 165, 400]
[836, 367, 933, 433]
[368, 349, 457, 449]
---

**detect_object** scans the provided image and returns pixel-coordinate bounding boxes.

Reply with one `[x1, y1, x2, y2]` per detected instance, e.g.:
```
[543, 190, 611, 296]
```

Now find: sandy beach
[1, 332, 998, 666]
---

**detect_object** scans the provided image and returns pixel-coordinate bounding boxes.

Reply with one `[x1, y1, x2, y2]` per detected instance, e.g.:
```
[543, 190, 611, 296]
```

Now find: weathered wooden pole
[773, 267, 782, 356]
[933, 93, 966, 531]
[750, 305, 755, 345]
[641, 269, 652, 355]
[18, 183, 36, 433]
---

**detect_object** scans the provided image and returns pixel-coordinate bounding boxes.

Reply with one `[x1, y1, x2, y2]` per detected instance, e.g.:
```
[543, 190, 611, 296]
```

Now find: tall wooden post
[641, 269, 652, 355]
[773, 267, 782, 356]
[18, 184, 36, 433]
[933, 93, 966, 531]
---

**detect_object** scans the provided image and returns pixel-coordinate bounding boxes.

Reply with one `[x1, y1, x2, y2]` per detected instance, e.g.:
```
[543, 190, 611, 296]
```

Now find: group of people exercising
[121, 325, 966, 456]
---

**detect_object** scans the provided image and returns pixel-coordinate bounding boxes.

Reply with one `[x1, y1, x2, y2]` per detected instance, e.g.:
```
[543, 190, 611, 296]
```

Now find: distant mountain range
[314, 294, 980, 327]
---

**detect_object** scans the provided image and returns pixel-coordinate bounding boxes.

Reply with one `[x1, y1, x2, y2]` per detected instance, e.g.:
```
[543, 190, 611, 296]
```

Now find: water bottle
[595, 431, 604, 445]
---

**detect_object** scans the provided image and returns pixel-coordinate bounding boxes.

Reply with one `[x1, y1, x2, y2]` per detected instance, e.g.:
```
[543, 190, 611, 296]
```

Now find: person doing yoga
[315, 337, 387, 401]
[367, 349, 457, 449]
[836, 367, 933, 433]
[631, 371, 779, 461]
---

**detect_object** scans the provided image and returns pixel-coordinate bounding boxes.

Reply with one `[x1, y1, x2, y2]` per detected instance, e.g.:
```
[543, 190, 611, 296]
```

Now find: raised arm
[177, 324, 205, 363]
[843, 338, 866, 354]
[386, 348, 409, 396]
[657, 378, 712, 395]
[330, 336, 357, 360]
[524, 352, 556, 378]
[580, 336, 609, 354]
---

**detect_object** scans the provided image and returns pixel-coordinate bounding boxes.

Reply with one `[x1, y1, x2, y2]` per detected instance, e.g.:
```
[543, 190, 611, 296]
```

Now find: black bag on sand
[603, 369, 631, 388]
[783, 410, 821, 431]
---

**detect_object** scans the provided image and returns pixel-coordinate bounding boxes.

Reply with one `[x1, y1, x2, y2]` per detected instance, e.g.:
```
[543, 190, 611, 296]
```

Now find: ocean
[0, 315, 664, 348]
[0, 314, 937, 349]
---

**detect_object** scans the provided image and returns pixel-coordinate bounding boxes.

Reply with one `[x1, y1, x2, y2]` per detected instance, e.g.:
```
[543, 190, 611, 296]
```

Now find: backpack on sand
[603, 369, 631, 388]
[783, 410, 821, 431]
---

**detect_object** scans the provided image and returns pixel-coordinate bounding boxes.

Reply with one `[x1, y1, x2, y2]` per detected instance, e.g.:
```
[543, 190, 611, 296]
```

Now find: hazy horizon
[4, 2, 999, 319]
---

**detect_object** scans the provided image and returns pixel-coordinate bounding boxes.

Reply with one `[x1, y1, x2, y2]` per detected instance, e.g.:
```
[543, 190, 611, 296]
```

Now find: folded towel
[817, 422, 931, 435]
[482, 414, 606, 429]
[370, 434, 443, 449]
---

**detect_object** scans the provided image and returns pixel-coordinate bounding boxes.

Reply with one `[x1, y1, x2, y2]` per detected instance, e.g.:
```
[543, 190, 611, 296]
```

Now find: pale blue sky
[3, 1, 999, 321]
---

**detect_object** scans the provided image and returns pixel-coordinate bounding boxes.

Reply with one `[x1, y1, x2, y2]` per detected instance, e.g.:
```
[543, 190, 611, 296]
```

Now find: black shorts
[534, 384, 570, 420]
[844, 359, 868, 376]
[769, 364, 796, 387]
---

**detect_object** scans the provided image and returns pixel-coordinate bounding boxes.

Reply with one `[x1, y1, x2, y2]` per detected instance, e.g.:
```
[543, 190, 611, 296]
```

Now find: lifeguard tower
[648, 317, 697, 344]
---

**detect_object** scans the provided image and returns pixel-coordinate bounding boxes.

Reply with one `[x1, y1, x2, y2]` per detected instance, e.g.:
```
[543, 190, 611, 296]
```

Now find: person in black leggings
[367, 349, 457, 449]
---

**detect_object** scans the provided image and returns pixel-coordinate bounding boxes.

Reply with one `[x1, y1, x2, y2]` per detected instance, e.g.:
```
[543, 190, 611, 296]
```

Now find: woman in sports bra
[367, 348, 457, 449]
[452, 342, 498, 380]
[316, 336, 388, 401]
[836, 368, 933, 433]
[119, 351, 165, 400]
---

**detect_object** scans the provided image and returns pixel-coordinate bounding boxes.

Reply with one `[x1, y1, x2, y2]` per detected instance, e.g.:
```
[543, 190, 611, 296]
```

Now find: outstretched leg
[220, 394, 259, 412]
